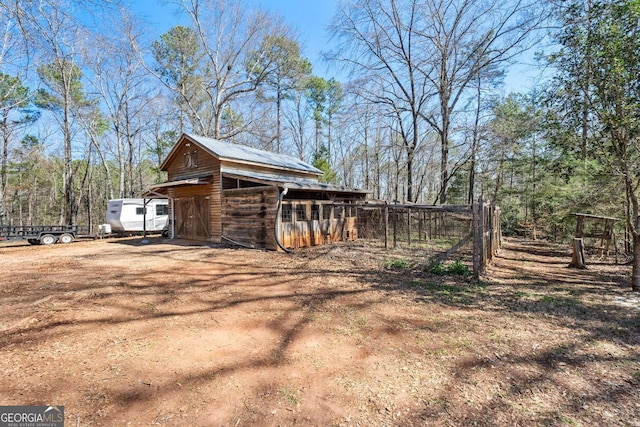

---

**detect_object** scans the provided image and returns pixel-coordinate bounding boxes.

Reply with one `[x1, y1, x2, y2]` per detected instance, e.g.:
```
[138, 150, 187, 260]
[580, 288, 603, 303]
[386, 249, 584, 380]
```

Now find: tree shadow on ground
[360, 237, 639, 426]
[1, 236, 638, 426]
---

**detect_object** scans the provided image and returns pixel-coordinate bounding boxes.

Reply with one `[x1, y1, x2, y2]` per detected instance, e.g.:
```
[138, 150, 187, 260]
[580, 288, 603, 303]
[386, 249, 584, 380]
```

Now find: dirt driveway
[0, 237, 638, 426]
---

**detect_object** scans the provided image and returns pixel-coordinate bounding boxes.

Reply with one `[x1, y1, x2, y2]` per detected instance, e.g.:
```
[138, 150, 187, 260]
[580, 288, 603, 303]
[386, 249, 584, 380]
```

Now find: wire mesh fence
[352, 199, 501, 278]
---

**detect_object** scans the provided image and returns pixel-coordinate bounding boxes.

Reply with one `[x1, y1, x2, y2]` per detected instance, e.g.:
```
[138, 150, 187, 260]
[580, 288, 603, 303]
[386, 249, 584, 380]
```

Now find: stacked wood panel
[278, 201, 358, 250]
[221, 186, 278, 250]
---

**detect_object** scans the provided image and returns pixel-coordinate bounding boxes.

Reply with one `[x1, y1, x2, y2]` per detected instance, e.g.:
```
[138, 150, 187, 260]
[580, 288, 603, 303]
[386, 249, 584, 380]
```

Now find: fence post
[473, 201, 480, 279]
[480, 198, 486, 271]
[473, 197, 486, 280]
[393, 207, 397, 249]
[407, 207, 412, 247]
[384, 204, 389, 250]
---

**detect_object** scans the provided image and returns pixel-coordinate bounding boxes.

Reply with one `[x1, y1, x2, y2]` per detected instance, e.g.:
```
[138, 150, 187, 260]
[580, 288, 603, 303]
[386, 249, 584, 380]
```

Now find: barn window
[296, 204, 307, 221]
[156, 204, 169, 216]
[311, 204, 320, 221]
[184, 149, 198, 168]
[346, 206, 356, 218]
[281, 204, 293, 223]
[322, 205, 332, 220]
[334, 206, 344, 219]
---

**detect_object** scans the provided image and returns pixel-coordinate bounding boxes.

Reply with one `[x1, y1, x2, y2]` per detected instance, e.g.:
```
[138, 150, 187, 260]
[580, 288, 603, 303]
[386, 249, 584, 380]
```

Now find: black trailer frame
[0, 225, 93, 245]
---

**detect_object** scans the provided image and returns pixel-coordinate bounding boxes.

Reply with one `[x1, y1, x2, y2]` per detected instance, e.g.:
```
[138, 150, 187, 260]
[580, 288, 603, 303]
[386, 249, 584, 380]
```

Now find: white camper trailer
[105, 198, 169, 234]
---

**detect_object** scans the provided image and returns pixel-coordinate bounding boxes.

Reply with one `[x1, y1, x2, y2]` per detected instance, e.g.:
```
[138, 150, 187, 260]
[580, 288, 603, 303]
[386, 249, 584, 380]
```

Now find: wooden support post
[473, 200, 481, 280]
[384, 204, 389, 250]
[479, 198, 486, 272]
[575, 215, 584, 238]
[407, 208, 411, 247]
[569, 237, 587, 269]
[393, 207, 397, 249]
[443, 212, 448, 238]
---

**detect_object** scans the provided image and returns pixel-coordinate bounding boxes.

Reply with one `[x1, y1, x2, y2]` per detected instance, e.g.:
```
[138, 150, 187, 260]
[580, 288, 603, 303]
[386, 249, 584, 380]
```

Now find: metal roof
[142, 176, 211, 198]
[222, 170, 370, 195]
[185, 134, 322, 175]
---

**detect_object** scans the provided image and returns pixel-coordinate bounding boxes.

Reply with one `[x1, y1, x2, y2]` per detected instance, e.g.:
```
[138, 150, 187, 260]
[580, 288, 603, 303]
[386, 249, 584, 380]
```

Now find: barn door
[175, 196, 210, 241]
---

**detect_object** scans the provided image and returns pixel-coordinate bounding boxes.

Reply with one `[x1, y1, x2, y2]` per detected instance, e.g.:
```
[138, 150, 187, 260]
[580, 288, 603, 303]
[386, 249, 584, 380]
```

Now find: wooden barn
[145, 133, 369, 250]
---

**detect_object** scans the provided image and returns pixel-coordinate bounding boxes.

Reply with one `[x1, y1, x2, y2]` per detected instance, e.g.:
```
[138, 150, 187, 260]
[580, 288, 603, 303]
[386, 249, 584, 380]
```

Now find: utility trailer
[0, 225, 93, 245]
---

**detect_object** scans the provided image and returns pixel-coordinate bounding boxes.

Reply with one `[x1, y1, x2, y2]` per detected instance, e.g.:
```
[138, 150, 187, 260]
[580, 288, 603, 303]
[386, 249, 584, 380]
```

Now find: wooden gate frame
[472, 198, 502, 279]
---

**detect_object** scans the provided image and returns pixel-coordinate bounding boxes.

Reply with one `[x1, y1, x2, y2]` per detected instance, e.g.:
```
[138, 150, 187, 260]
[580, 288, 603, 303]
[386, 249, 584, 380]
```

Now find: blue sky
[127, 0, 540, 93]
[128, 0, 340, 78]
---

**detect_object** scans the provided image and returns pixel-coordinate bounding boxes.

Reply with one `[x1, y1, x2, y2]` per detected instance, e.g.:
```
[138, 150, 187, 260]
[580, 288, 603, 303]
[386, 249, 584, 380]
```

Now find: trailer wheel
[40, 234, 57, 245]
[59, 233, 74, 244]
[27, 239, 41, 245]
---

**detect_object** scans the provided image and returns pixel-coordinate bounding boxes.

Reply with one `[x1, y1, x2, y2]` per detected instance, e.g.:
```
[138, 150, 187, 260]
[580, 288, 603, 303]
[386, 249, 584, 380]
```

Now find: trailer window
[136, 207, 145, 215]
[156, 204, 169, 216]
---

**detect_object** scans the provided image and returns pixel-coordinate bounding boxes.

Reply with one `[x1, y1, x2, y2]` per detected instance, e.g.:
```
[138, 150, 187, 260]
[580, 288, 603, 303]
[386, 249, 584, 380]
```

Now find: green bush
[429, 261, 447, 275]
[383, 258, 411, 270]
[446, 260, 471, 276]
[429, 260, 471, 276]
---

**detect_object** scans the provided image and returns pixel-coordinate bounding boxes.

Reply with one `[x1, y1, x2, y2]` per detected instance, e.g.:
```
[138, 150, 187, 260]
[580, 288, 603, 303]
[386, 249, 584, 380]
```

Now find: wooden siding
[165, 148, 222, 243]
[221, 186, 278, 250]
[168, 184, 213, 242]
[278, 201, 358, 250]
[210, 161, 222, 243]
[166, 141, 218, 181]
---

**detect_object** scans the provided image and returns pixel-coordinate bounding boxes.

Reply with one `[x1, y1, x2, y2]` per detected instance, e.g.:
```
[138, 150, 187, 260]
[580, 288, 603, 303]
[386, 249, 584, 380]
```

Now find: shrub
[446, 260, 471, 276]
[383, 258, 411, 270]
[429, 260, 471, 276]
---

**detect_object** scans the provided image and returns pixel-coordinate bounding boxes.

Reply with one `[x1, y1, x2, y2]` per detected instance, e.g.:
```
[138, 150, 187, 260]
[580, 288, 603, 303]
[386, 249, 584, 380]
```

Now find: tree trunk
[63, 88, 74, 226]
[468, 81, 481, 204]
[569, 238, 586, 269]
[406, 147, 414, 203]
[439, 128, 449, 205]
[0, 114, 8, 226]
[276, 85, 282, 153]
[633, 217, 640, 291]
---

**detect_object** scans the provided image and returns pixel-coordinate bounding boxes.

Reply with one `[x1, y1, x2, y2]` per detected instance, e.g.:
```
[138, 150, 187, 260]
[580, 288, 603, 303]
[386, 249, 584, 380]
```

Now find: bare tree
[328, 0, 435, 203]
[157, 0, 290, 140]
[7, 0, 119, 224]
[414, 0, 545, 204]
[86, 7, 156, 198]
[282, 85, 312, 160]
[329, 0, 545, 204]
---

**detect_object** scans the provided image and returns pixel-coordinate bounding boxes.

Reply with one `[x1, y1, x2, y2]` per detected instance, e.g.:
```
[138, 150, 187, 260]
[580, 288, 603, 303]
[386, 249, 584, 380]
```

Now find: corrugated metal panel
[221, 167, 318, 185]
[186, 133, 323, 175]
[221, 169, 370, 195]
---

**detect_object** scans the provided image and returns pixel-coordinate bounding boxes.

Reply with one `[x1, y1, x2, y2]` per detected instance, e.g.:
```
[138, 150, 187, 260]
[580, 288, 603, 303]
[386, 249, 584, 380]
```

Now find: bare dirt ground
[0, 236, 638, 426]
